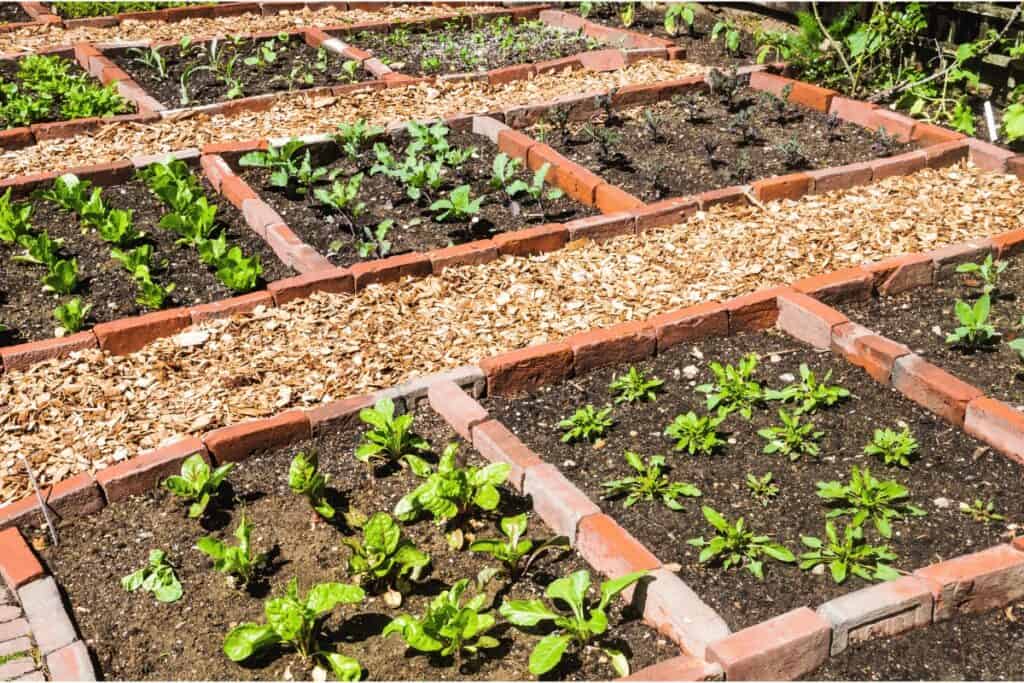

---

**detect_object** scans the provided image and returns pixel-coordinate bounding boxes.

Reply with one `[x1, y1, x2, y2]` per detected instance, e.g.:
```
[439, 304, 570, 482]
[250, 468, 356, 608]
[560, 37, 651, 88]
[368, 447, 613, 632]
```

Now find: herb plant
[288, 451, 334, 521]
[765, 363, 850, 414]
[697, 353, 764, 418]
[864, 426, 918, 467]
[746, 472, 779, 506]
[799, 521, 900, 584]
[343, 512, 429, 605]
[711, 18, 742, 55]
[161, 452, 233, 518]
[602, 452, 701, 510]
[355, 397, 430, 468]
[608, 366, 663, 403]
[664, 411, 726, 456]
[559, 404, 613, 443]
[664, 3, 696, 37]
[196, 512, 266, 587]
[687, 505, 795, 579]
[121, 549, 183, 603]
[469, 513, 569, 582]
[816, 466, 926, 538]
[946, 294, 999, 349]
[757, 409, 823, 460]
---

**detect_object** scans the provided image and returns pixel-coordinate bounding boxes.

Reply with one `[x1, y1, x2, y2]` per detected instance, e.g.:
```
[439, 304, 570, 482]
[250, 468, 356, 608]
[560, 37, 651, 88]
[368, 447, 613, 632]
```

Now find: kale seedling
[799, 521, 900, 584]
[343, 511, 429, 606]
[816, 466, 926, 538]
[601, 451, 701, 510]
[696, 353, 764, 418]
[53, 296, 91, 335]
[945, 294, 999, 349]
[765, 363, 850, 414]
[608, 366, 663, 404]
[289, 451, 335, 521]
[469, 513, 569, 582]
[162, 452, 233, 518]
[122, 549, 183, 603]
[355, 397, 430, 469]
[430, 185, 483, 222]
[864, 426, 919, 467]
[959, 499, 1005, 523]
[757, 409, 823, 460]
[196, 511, 267, 588]
[746, 472, 779, 506]
[956, 255, 1007, 295]
[558, 404, 614, 443]
[500, 569, 647, 676]
[664, 411, 726, 456]
[687, 505, 794, 579]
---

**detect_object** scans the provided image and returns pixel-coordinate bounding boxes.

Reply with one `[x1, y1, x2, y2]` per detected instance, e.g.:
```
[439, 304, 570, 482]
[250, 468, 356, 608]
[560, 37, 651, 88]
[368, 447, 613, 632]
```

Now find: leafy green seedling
[0, 188, 33, 243]
[96, 208, 143, 247]
[469, 513, 569, 582]
[765, 363, 850, 414]
[111, 244, 153, 274]
[559, 404, 613, 443]
[214, 247, 262, 293]
[13, 232, 61, 267]
[601, 451, 701, 510]
[800, 521, 900, 584]
[356, 219, 393, 259]
[746, 472, 779, 506]
[53, 297, 91, 335]
[355, 397, 430, 468]
[314, 173, 365, 219]
[608, 366, 663, 404]
[816, 466, 925, 538]
[239, 140, 325, 193]
[757, 409, 823, 460]
[335, 119, 384, 159]
[41, 258, 79, 295]
[196, 512, 267, 587]
[864, 426, 918, 467]
[711, 18, 742, 55]
[38, 173, 92, 213]
[687, 505, 794, 579]
[500, 569, 647, 677]
[956, 255, 1007, 295]
[664, 411, 726, 456]
[343, 512, 430, 606]
[489, 152, 523, 193]
[664, 2, 696, 36]
[121, 549, 183, 603]
[430, 185, 483, 222]
[162, 453, 233, 518]
[697, 353, 764, 418]
[946, 294, 999, 349]
[289, 451, 334, 521]
[959, 499, 1005, 523]
[506, 162, 564, 208]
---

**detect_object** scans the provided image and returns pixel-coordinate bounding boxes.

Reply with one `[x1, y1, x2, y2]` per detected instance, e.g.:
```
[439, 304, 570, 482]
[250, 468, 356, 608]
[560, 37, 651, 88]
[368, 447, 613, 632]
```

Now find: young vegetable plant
[609, 366, 663, 404]
[746, 472, 779, 507]
[499, 569, 647, 677]
[664, 411, 726, 456]
[601, 451, 701, 511]
[489, 152, 523, 194]
[239, 140, 326, 195]
[121, 549, 183, 603]
[41, 258, 80, 295]
[687, 505, 794, 579]
[864, 426, 919, 468]
[196, 511, 267, 588]
[711, 18, 743, 55]
[314, 173, 365, 223]
[816, 466, 925, 538]
[224, 578, 365, 681]
[697, 353, 764, 418]
[956, 254, 1007, 295]
[799, 521, 900, 584]
[53, 297, 91, 335]
[664, 2, 696, 37]
[757, 409, 823, 460]
[946, 294, 999, 349]
[356, 219, 393, 260]
[0, 188, 33, 243]
[559, 404, 613, 443]
[354, 397, 430, 469]
[289, 451, 335, 521]
[469, 513, 569, 583]
[343, 511, 429, 607]
[506, 162, 564, 212]
[959, 499, 1005, 523]
[430, 185, 483, 222]
[161, 452, 233, 518]
[335, 119, 384, 160]
[765, 363, 850, 414]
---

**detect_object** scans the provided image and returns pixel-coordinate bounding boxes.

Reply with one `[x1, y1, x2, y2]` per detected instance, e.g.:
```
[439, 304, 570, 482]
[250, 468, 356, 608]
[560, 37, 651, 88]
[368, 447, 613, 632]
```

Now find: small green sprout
[558, 404, 614, 443]
[664, 411, 726, 456]
[956, 255, 1007, 295]
[959, 499, 1005, 523]
[601, 451, 701, 510]
[121, 549, 183, 603]
[800, 521, 900, 584]
[746, 472, 779, 506]
[162, 453, 233, 518]
[53, 297, 91, 335]
[609, 366, 663, 404]
[765, 363, 850, 414]
[196, 512, 267, 587]
[946, 294, 999, 349]
[430, 185, 483, 222]
[864, 426, 918, 468]
[687, 506, 794, 580]
[816, 466, 926, 538]
[696, 353, 764, 418]
[469, 513, 569, 583]
[355, 397, 430, 468]
[289, 451, 334, 521]
[757, 409, 823, 460]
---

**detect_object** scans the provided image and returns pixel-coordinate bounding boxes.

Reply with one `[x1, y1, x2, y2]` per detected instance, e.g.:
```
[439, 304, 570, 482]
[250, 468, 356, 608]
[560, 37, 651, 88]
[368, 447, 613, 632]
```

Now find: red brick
[202, 139, 266, 158]
[707, 607, 830, 681]
[924, 140, 970, 169]
[752, 172, 811, 202]
[726, 287, 787, 333]
[650, 301, 728, 352]
[793, 266, 873, 303]
[66, 159, 134, 186]
[480, 341, 574, 396]
[96, 437, 207, 501]
[892, 354, 983, 426]
[611, 81, 665, 108]
[624, 656, 721, 682]
[913, 122, 965, 146]
[1, 332, 97, 373]
[964, 397, 1024, 466]
[0, 528, 43, 589]
[220, 174, 259, 207]
[565, 211, 635, 242]
[100, 63, 130, 85]
[1008, 155, 1024, 180]
[306, 394, 374, 433]
[566, 320, 655, 374]
[93, 308, 191, 355]
[428, 380, 488, 441]
[1014, 537, 1024, 552]
[31, 117, 99, 142]
[992, 230, 1024, 258]
[267, 268, 353, 306]
[850, 334, 912, 384]
[666, 46, 687, 60]
[828, 96, 879, 128]
[915, 545, 1024, 620]
[534, 54, 583, 76]
[635, 198, 698, 232]
[203, 410, 311, 464]
[577, 513, 660, 579]
[539, 8, 586, 30]
[871, 109, 917, 141]
[927, 239, 994, 279]
[637, 569, 731, 659]
[808, 161, 872, 194]
[522, 463, 599, 540]
[0, 127, 31, 150]
[817, 575, 933, 655]
[698, 185, 747, 209]
[290, 245, 333, 273]
[241, 198, 283, 237]
[471, 419, 543, 491]
[865, 253, 933, 295]
[492, 223, 568, 257]
[189, 291, 273, 323]
[351, 252, 432, 289]
[470, 115, 508, 144]
[0, 472, 104, 530]
[624, 46, 668, 64]
[830, 321, 872, 365]
[776, 291, 848, 349]
[429, 239, 499, 273]
[45, 641, 94, 682]
[578, 48, 627, 71]
[595, 183, 644, 213]
[496, 128, 537, 160]
[526, 144, 603, 205]
[132, 147, 200, 169]
[116, 79, 165, 113]
[871, 149, 927, 180]
[967, 139, 1015, 172]
[265, 222, 304, 263]
[488, 63, 535, 85]
[749, 71, 836, 112]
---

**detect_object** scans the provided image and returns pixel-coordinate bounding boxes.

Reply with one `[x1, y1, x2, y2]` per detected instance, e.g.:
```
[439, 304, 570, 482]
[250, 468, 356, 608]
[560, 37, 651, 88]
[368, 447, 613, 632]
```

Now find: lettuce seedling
[959, 498, 1005, 523]
[765, 363, 850, 414]
[0, 188, 33, 243]
[799, 521, 900, 584]
[355, 397, 430, 468]
[162, 452, 233, 518]
[602, 451, 701, 510]
[39, 173, 92, 213]
[53, 297, 91, 335]
[746, 472, 778, 507]
[121, 549, 183, 603]
[78, 187, 109, 229]
[559, 404, 613, 443]
[817, 466, 925, 538]
[224, 578, 365, 681]
[430, 185, 483, 222]
[41, 258, 79, 295]
[609, 366, 663, 404]
[697, 353, 764, 418]
[946, 295, 999, 349]
[96, 208, 143, 247]
[343, 512, 429, 605]
[956, 255, 1007, 295]
[500, 569, 647, 676]
[469, 513, 569, 582]
[134, 267, 175, 310]
[757, 409, 823, 460]
[111, 244, 153, 274]
[356, 219, 393, 259]
[196, 511, 266, 587]
[864, 426, 918, 468]
[382, 578, 499, 667]
[687, 505, 794, 580]
[664, 411, 726, 456]
[289, 451, 334, 521]
[215, 247, 262, 293]
[13, 231, 62, 267]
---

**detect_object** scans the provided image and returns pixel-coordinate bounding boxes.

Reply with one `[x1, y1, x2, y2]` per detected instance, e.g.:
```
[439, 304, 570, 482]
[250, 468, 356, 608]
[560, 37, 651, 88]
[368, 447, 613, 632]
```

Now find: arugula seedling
[500, 569, 647, 677]
[559, 404, 613, 443]
[765, 363, 850, 414]
[41, 258, 79, 295]
[430, 185, 483, 222]
[697, 353, 764, 418]
[344, 511, 429, 606]
[355, 397, 430, 469]
[196, 511, 267, 587]
[864, 426, 919, 468]
[800, 521, 900, 584]
[956, 255, 1007, 295]
[959, 499, 1005, 523]
[53, 296, 91, 335]
[602, 451, 701, 510]
[421, 55, 442, 73]
[469, 513, 569, 582]
[946, 294, 999, 349]
[609, 366, 663, 404]
[162, 452, 233, 518]
[0, 188, 33, 243]
[224, 578, 365, 681]
[817, 466, 925, 538]
[757, 409, 823, 460]
[687, 505, 794, 579]
[122, 549, 183, 603]
[289, 451, 334, 521]
[664, 411, 726, 456]
[746, 472, 779, 506]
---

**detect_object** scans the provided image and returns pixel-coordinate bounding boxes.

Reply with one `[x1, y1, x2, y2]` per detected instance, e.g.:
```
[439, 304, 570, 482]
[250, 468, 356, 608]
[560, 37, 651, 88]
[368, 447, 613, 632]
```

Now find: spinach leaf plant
[499, 569, 647, 677]
[289, 451, 335, 521]
[559, 404, 613, 443]
[765, 363, 850, 414]
[121, 549, 183, 603]
[224, 578, 365, 681]
[430, 184, 483, 222]
[864, 426, 918, 467]
[355, 397, 430, 469]
[608, 366, 663, 404]
[746, 472, 779, 506]
[601, 451, 701, 510]
[946, 294, 999, 349]
[687, 505, 794, 579]
[196, 511, 266, 587]
[816, 466, 925, 538]
[800, 521, 900, 584]
[664, 411, 726, 456]
[162, 453, 233, 518]
[757, 409, 823, 460]
[469, 513, 569, 582]
[956, 255, 1007, 295]
[343, 511, 430, 606]
[697, 353, 764, 418]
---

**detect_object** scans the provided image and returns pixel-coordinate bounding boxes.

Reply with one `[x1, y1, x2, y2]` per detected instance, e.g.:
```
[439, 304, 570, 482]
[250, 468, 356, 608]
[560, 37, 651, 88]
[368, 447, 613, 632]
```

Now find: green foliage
[356, 219, 393, 259]
[711, 19, 742, 55]
[223, 577, 365, 681]
[956, 255, 1007, 295]
[394, 443, 510, 526]
[609, 366, 663, 404]
[864, 426, 918, 468]
[12, 231, 61, 267]
[162, 453, 233, 518]
[111, 244, 153, 274]
[469, 513, 569, 581]
[344, 512, 430, 597]
[959, 498, 1005, 523]
[0, 189, 33, 243]
[60, 80, 129, 119]
[664, 3, 696, 37]
[500, 569, 646, 676]
[800, 521, 900, 584]
[196, 512, 267, 587]
[0, 54, 128, 129]
[355, 397, 430, 467]
[1004, 102, 1024, 142]
[41, 258, 79, 295]
[129, 46, 168, 79]
[757, 409, 823, 460]
[664, 411, 726, 456]
[816, 466, 925, 538]
[688, 506, 794, 579]
[618, 2, 635, 29]
[765, 363, 850, 414]
[288, 451, 334, 521]
[489, 152, 523, 194]
[335, 119, 384, 159]
[52, 2, 194, 18]
[95, 208, 143, 247]
[601, 451, 701, 511]
[239, 140, 325, 194]
[559, 404, 613, 443]
[697, 353, 764, 418]
[314, 173, 365, 217]
[38, 173, 91, 213]
[505, 162, 564, 207]
[946, 294, 998, 349]
[746, 472, 779, 506]
[214, 247, 262, 293]
[121, 549, 183, 603]
[53, 296, 91, 335]
[430, 185, 483, 222]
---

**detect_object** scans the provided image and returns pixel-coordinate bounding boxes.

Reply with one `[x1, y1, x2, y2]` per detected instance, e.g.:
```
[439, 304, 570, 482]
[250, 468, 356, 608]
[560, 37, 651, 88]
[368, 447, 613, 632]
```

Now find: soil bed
[34, 406, 676, 681]
[0, 3, 32, 24]
[342, 17, 600, 77]
[237, 130, 596, 268]
[842, 255, 1024, 407]
[108, 34, 373, 109]
[483, 329, 1024, 632]
[808, 600, 1024, 680]
[527, 89, 913, 202]
[48, 2, 196, 19]
[0, 177, 291, 346]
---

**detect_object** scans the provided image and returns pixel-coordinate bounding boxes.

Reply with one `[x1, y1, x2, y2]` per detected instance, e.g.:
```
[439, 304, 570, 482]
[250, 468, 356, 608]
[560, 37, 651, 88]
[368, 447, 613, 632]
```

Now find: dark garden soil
[342, 17, 600, 77]
[483, 329, 1024, 632]
[842, 256, 1024, 407]
[808, 600, 1024, 680]
[527, 89, 914, 202]
[237, 130, 596, 268]
[108, 34, 372, 109]
[0, 3, 32, 24]
[48, 2, 197, 19]
[0, 57, 135, 128]
[0, 178, 291, 346]
[34, 406, 677, 681]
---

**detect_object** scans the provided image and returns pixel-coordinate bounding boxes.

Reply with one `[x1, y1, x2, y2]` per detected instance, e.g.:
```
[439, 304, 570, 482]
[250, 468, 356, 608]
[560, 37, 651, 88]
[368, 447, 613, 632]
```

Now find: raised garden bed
[808, 599, 1024, 680]
[0, 3, 32, 24]
[482, 327, 1024, 632]
[234, 125, 597, 268]
[342, 15, 602, 77]
[47, 1, 198, 19]
[526, 73, 915, 201]
[32, 405, 677, 681]
[107, 32, 373, 110]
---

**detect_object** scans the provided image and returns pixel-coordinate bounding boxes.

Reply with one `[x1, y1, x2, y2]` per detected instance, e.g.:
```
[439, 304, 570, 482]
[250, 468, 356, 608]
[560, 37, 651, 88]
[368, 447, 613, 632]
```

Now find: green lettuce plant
[121, 549, 182, 603]
[343, 511, 430, 605]
[162, 453, 233, 518]
[53, 296, 91, 335]
[946, 294, 999, 349]
[196, 512, 266, 587]
[469, 513, 569, 582]
[355, 397, 430, 468]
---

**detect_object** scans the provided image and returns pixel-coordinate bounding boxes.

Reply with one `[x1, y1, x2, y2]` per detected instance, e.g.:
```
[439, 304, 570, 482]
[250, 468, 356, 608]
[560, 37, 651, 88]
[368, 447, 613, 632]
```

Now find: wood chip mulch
[2, 162, 1021, 505]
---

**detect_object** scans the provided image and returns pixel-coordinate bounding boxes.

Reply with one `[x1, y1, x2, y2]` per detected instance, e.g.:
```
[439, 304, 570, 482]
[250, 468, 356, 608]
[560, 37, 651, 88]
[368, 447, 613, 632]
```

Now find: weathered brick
[594, 183, 644, 213]
[578, 48, 627, 71]
[305, 394, 375, 434]
[1008, 155, 1024, 180]
[817, 575, 933, 655]
[471, 419, 543, 491]
[1, 332, 98, 373]
[752, 172, 811, 202]
[480, 342, 574, 397]
[924, 140, 970, 169]
[351, 252, 432, 289]
[913, 122, 965, 146]
[749, 71, 836, 112]
[830, 321, 872, 365]
[241, 198, 284, 238]
[488, 63, 534, 85]
[964, 397, 1024, 466]
[565, 212, 635, 242]
[870, 149, 927, 181]
[199, 153, 233, 191]
[624, 656, 723, 682]
[891, 354, 983, 426]
[968, 139, 1015, 172]
[726, 287, 786, 333]
[46, 640, 96, 682]
[776, 291, 848, 349]
[95, 438, 208, 502]
[0, 473, 104, 530]
[871, 109, 917, 141]
[267, 268, 353, 306]
[852, 334, 912, 384]
[189, 291, 273, 323]
[427, 381, 488, 441]
[492, 223, 568, 257]
[0, 618, 30, 642]
[566, 320, 656, 374]
[522, 464, 599, 542]
[794, 267, 873, 304]
[865, 253, 933, 295]
[808, 161, 873, 194]
[203, 410, 311, 464]
[927, 239, 994, 281]
[706, 607, 831, 681]
[496, 128, 536, 160]
[19, 577, 76, 654]
[650, 301, 728, 353]
[828, 96, 878, 129]
[429, 239, 499, 273]
[526, 144, 603, 206]
[470, 115, 509, 144]
[576, 513, 660, 579]
[93, 309, 192, 355]
[634, 198, 698, 232]
[992, 230, 1024, 258]
[698, 185, 747, 209]
[915, 544, 1024, 621]
[636, 569, 731, 659]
